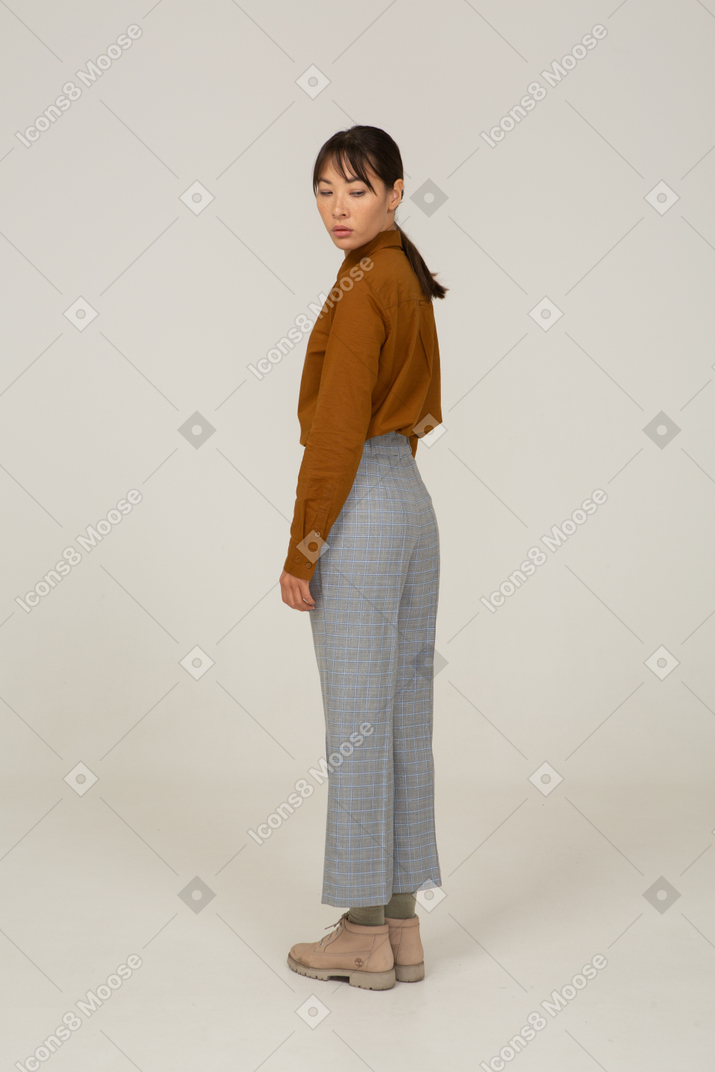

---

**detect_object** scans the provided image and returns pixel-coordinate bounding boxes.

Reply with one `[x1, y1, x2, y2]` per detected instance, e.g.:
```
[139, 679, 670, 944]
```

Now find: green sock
[384, 892, 417, 919]
[348, 904, 385, 926]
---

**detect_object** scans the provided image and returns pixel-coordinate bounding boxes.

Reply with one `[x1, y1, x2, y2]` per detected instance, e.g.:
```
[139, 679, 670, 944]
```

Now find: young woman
[279, 125, 448, 990]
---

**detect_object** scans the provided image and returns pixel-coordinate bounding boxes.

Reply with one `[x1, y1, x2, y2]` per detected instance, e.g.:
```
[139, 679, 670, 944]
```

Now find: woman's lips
[333, 227, 352, 234]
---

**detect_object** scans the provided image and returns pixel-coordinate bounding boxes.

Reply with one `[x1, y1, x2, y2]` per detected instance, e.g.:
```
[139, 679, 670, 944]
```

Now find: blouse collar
[339, 228, 403, 276]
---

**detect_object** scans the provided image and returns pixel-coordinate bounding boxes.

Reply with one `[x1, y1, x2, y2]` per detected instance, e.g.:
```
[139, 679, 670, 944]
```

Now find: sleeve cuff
[283, 529, 326, 580]
[283, 553, 315, 580]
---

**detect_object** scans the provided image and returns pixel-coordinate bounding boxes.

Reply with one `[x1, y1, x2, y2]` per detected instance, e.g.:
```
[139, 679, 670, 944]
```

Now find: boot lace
[317, 911, 349, 948]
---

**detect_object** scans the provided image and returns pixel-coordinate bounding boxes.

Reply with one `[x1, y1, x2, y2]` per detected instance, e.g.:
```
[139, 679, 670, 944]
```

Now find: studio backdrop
[1, 1, 714, 1069]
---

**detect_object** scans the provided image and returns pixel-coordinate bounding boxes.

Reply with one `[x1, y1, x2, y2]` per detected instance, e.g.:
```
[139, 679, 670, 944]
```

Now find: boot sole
[395, 961, 425, 982]
[287, 955, 396, 990]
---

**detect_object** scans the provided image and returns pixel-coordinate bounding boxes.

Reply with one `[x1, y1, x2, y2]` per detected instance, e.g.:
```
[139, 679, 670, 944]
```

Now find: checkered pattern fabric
[308, 431, 442, 907]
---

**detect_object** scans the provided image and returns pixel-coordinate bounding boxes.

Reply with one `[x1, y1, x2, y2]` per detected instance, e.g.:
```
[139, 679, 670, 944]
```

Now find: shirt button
[315, 531, 320, 536]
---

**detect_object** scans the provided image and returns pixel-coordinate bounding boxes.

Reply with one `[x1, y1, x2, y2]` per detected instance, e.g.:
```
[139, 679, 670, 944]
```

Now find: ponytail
[396, 224, 448, 302]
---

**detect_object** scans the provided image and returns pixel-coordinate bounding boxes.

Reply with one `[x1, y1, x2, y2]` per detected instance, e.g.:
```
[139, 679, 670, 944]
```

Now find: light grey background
[1, 0, 714, 1068]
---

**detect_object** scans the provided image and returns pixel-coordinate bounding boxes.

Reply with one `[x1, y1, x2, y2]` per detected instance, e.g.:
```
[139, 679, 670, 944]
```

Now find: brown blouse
[284, 227, 442, 580]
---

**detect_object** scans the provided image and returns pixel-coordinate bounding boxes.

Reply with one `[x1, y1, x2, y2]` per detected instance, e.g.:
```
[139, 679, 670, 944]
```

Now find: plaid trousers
[308, 430, 442, 907]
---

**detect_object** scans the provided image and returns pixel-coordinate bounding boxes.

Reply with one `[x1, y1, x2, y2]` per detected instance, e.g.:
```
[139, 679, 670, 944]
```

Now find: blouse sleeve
[283, 276, 389, 579]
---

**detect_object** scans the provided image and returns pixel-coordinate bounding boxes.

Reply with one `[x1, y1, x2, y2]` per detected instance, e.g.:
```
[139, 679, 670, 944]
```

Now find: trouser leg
[391, 510, 442, 896]
[309, 518, 407, 907]
[308, 435, 441, 908]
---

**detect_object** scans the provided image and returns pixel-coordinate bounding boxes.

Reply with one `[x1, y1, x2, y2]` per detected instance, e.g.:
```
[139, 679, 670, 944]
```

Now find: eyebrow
[317, 176, 363, 184]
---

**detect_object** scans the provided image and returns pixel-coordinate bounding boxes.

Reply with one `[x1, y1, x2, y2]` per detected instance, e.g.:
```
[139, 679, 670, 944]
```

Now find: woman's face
[316, 154, 402, 254]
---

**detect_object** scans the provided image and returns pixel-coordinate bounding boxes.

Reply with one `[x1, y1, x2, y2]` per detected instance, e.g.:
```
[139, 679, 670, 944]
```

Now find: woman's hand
[280, 569, 316, 612]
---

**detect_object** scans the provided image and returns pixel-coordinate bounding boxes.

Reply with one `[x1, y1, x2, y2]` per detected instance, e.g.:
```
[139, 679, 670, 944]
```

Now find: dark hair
[312, 125, 448, 302]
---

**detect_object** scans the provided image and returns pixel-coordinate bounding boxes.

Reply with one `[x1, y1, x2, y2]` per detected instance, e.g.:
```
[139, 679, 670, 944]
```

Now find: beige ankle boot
[384, 914, 425, 982]
[288, 911, 396, 990]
